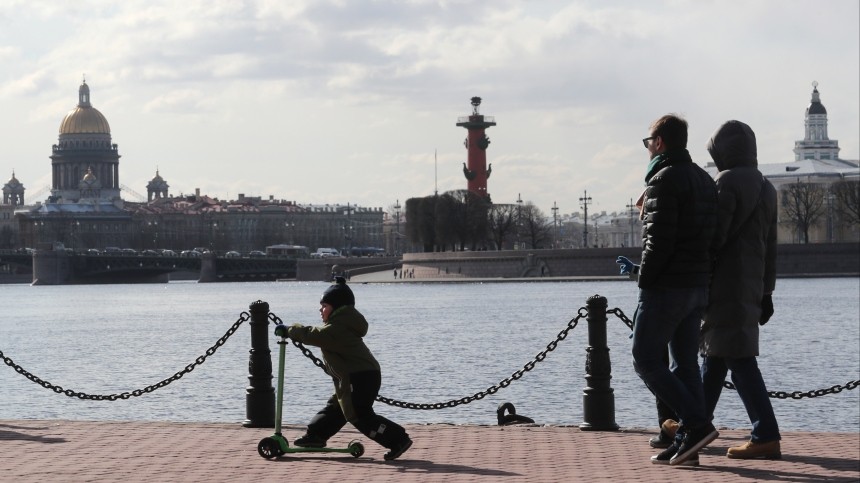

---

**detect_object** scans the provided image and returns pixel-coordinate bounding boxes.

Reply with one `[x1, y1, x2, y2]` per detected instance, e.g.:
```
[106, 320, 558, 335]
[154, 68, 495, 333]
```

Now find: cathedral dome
[59, 81, 111, 134]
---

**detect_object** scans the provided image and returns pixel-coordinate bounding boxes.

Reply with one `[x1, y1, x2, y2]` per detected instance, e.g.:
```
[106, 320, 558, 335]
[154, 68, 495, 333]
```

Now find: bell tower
[456, 97, 496, 198]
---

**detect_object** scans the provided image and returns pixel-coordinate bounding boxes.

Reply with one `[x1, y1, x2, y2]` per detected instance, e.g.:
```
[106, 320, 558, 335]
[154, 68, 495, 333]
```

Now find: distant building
[9, 80, 385, 253]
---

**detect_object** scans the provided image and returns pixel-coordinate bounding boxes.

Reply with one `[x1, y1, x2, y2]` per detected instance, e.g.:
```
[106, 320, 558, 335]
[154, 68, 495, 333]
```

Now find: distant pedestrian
[283, 277, 413, 461]
[700, 120, 781, 460]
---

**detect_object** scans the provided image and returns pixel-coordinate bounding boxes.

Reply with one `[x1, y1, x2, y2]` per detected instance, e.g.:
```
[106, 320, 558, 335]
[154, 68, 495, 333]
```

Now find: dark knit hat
[320, 276, 355, 311]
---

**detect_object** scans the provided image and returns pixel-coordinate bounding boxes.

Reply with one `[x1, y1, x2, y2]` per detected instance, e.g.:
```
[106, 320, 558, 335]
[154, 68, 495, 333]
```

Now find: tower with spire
[793, 81, 841, 161]
[456, 97, 496, 198]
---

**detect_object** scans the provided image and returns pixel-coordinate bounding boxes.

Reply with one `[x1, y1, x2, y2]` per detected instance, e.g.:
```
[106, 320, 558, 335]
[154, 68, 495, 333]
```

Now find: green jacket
[287, 306, 381, 420]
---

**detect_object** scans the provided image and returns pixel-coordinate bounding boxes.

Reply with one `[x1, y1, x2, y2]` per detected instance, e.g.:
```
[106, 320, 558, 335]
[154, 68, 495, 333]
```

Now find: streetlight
[626, 198, 637, 248]
[551, 201, 559, 248]
[285, 221, 295, 245]
[516, 193, 523, 250]
[579, 190, 592, 248]
[394, 199, 401, 255]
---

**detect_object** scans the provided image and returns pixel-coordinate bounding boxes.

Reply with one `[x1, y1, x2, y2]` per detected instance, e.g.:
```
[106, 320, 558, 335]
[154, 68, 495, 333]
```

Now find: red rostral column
[457, 96, 496, 198]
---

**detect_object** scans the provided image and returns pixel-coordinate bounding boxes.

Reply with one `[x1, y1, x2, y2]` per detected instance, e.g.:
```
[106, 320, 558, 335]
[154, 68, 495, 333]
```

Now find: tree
[831, 180, 860, 225]
[405, 196, 438, 252]
[487, 204, 516, 250]
[517, 202, 553, 249]
[781, 180, 826, 243]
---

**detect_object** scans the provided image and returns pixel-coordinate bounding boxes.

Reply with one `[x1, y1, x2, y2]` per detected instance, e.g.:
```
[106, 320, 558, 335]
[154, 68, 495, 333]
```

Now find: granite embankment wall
[399, 243, 860, 280]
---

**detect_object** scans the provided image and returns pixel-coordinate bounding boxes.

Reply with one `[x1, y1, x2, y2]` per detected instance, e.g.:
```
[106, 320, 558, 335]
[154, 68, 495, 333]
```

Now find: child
[280, 276, 413, 461]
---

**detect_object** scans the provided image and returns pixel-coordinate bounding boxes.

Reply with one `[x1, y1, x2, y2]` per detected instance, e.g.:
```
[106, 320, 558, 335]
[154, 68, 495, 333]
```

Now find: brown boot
[727, 440, 781, 459]
[661, 419, 679, 439]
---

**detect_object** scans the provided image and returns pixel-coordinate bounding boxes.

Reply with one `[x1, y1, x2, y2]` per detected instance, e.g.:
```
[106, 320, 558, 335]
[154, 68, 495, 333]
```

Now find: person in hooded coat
[284, 276, 413, 461]
[701, 120, 782, 460]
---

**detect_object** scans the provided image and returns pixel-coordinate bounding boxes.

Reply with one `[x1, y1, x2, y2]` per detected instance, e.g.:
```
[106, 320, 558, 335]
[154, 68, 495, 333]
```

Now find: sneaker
[293, 434, 327, 448]
[670, 423, 718, 466]
[383, 438, 413, 461]
[649, 419, 680, 448]
[727, 440, 781, 460]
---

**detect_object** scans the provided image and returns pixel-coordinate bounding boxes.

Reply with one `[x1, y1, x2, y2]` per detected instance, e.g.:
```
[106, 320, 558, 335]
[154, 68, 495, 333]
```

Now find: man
[700, 120, 781, 459]
[631, 114, 719, 466]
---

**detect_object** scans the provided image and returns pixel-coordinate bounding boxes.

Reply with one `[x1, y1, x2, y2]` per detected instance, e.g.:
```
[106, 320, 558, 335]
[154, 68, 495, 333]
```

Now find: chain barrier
[0, 312, 251, 400]
[271, 308, 588, 409]
[607, 307, 859, 399]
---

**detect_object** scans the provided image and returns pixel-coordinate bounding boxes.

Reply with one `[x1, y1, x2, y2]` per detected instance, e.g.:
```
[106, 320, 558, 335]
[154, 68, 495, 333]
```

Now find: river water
[0, 278, 857, 433]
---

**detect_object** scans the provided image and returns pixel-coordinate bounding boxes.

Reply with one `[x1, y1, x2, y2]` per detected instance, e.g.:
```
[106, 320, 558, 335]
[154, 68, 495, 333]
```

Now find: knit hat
[320, 276, 355, 311]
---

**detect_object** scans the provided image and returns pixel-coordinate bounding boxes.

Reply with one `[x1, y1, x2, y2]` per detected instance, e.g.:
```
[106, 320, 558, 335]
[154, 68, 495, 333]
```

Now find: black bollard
[579, 294, 619, 431]
[243, 300, 275, 428]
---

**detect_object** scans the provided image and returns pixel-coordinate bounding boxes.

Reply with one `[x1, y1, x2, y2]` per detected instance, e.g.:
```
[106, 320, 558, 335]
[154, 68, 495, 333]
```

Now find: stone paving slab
[1, 420, 858, 482]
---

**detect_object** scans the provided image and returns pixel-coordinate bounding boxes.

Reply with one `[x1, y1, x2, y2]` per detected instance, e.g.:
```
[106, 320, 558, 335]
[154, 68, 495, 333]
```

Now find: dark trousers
[656, 347, 678, 426]
[306, 370, 408, 449]
[702, 355, 781, 443]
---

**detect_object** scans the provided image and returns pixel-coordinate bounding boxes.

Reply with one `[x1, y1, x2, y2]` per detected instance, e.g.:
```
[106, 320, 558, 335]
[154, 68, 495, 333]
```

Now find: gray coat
[700, 121, 777, 358]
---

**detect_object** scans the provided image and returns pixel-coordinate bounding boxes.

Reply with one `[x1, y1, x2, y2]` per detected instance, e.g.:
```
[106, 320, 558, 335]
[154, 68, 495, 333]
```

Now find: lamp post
[343, 203, 355, 257]
[551, 201, 559, 248]
[579, 190, 592, 248]
[516, 193, 523, 249]
[285, 221, 295, 245]
[626, 198, 636, 248]
[394, 199, 401, 255]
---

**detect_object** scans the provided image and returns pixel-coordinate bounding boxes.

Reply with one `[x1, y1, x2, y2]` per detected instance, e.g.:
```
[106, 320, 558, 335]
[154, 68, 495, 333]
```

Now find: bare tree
[487, 203, 516, 250]
[781, 180, 826, 243]
[518, 202, 553, 249]
[831, 180, 860, 225]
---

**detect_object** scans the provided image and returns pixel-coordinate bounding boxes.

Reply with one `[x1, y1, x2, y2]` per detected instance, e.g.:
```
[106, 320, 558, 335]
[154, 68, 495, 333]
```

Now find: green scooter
[257, 324, 365, 459]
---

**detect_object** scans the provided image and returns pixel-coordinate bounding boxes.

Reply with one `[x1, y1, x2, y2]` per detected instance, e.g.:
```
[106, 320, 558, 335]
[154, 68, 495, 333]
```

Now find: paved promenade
[1, 420, 857, 482]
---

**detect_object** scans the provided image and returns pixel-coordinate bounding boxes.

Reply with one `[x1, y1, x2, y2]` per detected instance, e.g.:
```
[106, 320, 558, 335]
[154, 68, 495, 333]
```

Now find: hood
[707, 120, 758, 172]
[328, 305, 368, 337]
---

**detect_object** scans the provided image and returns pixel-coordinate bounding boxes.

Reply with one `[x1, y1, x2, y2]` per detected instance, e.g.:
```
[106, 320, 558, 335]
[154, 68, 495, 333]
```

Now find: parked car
[180, 250, 201, 258]
[121, 248, 137, 256]
[86, 248, 100, 255]
[311, 248, 341, 259]
[141, 250, 159, 256]
[160, 249, 177, 256]
[103, 246, 122, 254]
[225, 251, 241, 258]
[248, 250, 266, 258]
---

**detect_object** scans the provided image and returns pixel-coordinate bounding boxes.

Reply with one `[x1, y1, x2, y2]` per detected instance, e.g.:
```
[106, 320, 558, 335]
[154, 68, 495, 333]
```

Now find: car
[160, 249, 177, 257]
[103, 246, 122, 254]
[180, 250, 201, 258]
[121, 248, 137, 256]
[225, 251, 241, 258]
[141, 250, 159, 256]
[248, 250, 266, 258]
[86, 248, 101, 255]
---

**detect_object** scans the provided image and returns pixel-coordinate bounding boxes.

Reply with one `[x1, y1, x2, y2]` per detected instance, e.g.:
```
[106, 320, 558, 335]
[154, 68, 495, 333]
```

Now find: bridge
[0, 250, 297, 285]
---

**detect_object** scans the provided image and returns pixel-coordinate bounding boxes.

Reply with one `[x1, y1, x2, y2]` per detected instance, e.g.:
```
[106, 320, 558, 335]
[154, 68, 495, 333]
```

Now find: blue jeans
[632, 286, 709, 429]
[702, 356, 781, 442]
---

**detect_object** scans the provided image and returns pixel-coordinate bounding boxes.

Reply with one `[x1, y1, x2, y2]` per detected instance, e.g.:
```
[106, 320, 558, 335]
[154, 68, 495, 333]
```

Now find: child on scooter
[282, 276, 413, 461]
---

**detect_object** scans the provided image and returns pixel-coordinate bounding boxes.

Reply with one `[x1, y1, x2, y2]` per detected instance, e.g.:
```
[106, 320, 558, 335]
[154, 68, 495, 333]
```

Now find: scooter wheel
[258, 437, 281, 459]
[348, 440, 364, 458]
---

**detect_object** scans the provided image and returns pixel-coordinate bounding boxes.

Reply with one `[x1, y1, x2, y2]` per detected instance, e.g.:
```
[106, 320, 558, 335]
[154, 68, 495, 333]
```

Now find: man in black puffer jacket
[631, 114, 719, 466]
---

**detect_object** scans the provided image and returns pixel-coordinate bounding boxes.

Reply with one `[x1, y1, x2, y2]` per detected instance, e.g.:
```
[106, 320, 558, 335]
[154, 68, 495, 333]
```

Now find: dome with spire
[807, 81, 827, 115]
[59, 80, 111, 134]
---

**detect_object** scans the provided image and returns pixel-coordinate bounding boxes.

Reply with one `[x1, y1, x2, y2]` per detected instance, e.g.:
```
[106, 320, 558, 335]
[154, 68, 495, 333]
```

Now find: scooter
[257, 324, 365, 459]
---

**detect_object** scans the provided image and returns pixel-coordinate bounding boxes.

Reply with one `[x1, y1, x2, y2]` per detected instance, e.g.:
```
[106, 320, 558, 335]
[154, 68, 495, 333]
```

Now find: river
[0, 277, 857, 433]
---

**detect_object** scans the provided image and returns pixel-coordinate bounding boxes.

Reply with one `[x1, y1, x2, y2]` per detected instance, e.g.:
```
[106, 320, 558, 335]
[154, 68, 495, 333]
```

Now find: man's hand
[760, 294, 774, 326]
[616, 256, 637, 275]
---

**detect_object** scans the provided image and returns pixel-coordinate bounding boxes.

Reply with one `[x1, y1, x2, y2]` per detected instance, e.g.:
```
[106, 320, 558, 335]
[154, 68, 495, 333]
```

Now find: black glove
[759, 294, 774, 326]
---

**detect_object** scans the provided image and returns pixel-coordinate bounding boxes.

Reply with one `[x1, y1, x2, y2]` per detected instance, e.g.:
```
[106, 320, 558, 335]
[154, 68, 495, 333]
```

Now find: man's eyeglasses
[642, 136, 657, 148]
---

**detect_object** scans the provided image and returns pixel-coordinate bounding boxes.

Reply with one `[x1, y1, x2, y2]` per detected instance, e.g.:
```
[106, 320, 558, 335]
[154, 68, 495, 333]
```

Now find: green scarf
[644, 149, 692, 184]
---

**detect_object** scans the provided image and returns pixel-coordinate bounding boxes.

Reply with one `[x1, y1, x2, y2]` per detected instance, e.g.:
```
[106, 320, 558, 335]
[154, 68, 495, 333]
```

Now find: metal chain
[274, 308, 588, 409]
[607, 307, 860, 399]
[0, 312, 251, 401]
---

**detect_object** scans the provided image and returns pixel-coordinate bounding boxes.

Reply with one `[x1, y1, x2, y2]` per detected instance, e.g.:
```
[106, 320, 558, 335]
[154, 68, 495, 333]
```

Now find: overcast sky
[1, 0, 857, 218]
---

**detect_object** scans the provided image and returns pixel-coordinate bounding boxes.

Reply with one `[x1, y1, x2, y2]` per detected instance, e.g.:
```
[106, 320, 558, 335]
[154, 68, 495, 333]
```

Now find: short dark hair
[650, 114, 688, 150]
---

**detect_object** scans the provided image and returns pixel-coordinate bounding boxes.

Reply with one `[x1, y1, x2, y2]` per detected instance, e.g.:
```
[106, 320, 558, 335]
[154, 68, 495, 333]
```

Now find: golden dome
[59, 81, 111, 135]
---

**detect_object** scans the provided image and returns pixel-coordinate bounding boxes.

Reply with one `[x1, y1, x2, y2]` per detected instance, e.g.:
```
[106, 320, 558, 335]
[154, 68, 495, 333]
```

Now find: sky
[1, 0, 858, 219]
